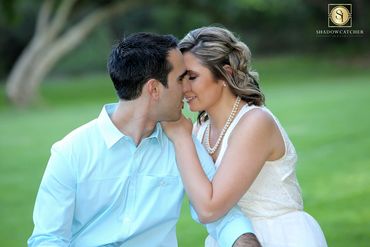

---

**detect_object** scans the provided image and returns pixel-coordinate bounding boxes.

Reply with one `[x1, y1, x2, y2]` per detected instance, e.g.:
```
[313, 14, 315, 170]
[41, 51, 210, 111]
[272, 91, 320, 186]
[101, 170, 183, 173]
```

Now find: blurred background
[0, 0, 369, 246]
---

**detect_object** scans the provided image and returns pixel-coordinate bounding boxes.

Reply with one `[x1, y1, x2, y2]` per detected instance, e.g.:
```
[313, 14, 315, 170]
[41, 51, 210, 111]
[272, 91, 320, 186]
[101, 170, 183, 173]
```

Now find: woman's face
[183, 52, 224, 112]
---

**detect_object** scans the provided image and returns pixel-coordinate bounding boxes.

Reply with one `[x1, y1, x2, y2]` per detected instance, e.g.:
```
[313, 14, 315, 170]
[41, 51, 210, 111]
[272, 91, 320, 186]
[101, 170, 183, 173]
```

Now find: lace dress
[197, 105, 327, 247]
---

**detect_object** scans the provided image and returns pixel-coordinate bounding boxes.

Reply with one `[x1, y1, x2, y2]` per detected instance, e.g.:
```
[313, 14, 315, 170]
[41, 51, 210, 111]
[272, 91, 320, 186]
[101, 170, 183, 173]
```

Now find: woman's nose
[182, 78, 191, 93]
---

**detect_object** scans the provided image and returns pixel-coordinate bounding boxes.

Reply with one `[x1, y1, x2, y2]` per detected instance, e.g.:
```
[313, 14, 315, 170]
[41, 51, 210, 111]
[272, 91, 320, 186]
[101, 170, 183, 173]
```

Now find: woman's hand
[161, 114, 193, 143]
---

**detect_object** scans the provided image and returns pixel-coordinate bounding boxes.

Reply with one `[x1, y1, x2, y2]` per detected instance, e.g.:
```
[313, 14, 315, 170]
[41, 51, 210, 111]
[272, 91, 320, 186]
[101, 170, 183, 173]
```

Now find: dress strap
[215, 104, 259, 167]
[195, 120, 208, 143]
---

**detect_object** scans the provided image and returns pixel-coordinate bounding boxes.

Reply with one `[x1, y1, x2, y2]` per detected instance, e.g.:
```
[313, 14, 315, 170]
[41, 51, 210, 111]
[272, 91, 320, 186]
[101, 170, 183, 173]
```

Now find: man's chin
[164, 113, 181, 122]
[174, 113, 182, 121]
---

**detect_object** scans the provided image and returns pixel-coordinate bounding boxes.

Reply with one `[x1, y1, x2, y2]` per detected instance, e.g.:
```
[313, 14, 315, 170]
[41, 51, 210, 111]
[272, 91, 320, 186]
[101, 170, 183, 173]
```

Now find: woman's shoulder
[232, 105, 276, 137]
[240, 105, 274, 124]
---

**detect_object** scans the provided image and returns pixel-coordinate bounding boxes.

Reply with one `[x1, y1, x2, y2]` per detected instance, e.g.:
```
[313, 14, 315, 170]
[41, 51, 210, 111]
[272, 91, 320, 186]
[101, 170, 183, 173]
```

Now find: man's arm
[189, 137, 260, 247]
[28, 143, 76, 247]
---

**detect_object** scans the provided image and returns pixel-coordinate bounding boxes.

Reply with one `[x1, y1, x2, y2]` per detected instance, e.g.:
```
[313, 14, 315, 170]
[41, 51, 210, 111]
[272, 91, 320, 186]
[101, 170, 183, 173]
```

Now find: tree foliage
[3, 0, 145, 106]
[1, 0, 368, 106]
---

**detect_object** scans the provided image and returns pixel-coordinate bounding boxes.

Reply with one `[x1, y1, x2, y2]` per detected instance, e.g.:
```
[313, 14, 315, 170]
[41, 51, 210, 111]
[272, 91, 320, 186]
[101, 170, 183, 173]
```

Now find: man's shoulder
[53, 119, 99, 151]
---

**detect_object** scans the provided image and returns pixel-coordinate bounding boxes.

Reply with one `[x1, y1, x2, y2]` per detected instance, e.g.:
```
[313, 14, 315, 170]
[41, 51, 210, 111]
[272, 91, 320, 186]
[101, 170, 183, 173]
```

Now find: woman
[162, 26, 327, 247]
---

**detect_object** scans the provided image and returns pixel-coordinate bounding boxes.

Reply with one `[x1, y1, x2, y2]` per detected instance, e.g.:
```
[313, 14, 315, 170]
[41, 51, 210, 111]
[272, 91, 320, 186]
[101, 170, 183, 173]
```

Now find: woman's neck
[206, 94, 244, 131]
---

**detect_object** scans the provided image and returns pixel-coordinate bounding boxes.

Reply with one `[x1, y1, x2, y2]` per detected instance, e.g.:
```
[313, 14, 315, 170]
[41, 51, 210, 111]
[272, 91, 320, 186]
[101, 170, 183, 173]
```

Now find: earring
[223, 82, 227, 87]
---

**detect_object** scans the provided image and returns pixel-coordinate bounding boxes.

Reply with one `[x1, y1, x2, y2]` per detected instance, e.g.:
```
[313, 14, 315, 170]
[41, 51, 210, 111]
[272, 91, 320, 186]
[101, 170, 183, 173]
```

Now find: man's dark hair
[107, 32, 178, 100]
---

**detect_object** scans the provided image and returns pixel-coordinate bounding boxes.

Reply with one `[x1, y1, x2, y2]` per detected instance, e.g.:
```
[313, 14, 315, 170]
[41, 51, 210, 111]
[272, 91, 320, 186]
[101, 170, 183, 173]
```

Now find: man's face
[158, 48, 187, 121]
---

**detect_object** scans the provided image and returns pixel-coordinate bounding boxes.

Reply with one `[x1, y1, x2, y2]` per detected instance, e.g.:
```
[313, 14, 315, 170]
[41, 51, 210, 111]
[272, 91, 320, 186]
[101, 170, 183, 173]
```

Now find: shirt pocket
[133, 175, 184, 226]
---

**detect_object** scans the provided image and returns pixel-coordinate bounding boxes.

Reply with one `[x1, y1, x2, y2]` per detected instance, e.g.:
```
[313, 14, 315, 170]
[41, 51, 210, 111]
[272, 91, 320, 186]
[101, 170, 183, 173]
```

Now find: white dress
[197, 105, 327, 247]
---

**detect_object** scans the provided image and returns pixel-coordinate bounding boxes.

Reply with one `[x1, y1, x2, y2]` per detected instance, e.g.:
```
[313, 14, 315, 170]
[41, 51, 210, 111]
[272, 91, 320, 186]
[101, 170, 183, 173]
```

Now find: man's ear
[146, 79, 161, 100]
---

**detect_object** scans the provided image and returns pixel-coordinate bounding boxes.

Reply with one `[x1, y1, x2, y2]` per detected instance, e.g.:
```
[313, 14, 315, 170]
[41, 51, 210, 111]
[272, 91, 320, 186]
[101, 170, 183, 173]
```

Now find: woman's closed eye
[187, 72, 198, 81]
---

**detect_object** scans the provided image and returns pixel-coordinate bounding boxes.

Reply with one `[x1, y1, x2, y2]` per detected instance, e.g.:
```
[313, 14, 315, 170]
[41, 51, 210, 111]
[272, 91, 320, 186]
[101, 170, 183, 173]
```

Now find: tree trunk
[5, 0, 138, 107]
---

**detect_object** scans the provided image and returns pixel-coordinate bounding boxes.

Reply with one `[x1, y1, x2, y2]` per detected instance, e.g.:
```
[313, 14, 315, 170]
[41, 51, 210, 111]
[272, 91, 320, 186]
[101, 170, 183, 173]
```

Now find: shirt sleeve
[28, 142, 76, 247]
[190, 136, 254, 247]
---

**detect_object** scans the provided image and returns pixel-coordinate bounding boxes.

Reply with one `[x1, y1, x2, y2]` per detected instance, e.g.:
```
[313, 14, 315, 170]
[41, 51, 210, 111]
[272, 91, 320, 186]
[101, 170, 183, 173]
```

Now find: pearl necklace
[205, 96, 241, 154]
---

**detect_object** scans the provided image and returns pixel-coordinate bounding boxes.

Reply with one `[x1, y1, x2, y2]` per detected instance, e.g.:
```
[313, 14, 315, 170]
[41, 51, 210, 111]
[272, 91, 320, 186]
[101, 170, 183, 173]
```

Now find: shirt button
[160, 180, 167, 187]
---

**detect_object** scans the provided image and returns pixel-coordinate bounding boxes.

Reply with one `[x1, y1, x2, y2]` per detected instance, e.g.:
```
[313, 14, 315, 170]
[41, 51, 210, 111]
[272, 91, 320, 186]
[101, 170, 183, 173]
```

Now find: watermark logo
[328, 4, 352, 27]
[316, 3, 364, 37]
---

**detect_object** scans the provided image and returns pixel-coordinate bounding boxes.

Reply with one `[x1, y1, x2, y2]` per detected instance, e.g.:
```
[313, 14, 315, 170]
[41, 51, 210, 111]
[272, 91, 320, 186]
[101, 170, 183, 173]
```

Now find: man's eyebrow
[177, 70, 188, 81]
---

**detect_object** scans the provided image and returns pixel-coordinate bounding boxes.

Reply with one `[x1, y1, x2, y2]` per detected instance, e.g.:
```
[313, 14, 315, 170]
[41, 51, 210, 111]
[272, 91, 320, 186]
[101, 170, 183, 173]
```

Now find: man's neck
[111, 99, 157, 146]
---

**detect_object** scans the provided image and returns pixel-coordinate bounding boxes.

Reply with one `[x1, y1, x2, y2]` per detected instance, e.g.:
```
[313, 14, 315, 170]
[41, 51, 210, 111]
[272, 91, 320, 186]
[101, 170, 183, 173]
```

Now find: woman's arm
[162, 109, 283, 223]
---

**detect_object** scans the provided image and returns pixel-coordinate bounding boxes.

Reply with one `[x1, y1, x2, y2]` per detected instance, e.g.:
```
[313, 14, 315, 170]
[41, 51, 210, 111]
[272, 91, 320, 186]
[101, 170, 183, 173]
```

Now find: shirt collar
[97, 103, 164, 149]
[151, 122, 164, 147]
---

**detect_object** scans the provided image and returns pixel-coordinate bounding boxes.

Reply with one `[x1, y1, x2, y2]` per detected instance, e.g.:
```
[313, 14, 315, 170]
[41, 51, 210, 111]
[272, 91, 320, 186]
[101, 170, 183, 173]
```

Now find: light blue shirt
[28, 103, 253, 247]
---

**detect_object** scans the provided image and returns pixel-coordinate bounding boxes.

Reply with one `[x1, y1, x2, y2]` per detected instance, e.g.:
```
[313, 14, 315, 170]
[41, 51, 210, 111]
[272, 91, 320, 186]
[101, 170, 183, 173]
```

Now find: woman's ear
[146, 79, 161, 100]
[223, 64, 233, 77]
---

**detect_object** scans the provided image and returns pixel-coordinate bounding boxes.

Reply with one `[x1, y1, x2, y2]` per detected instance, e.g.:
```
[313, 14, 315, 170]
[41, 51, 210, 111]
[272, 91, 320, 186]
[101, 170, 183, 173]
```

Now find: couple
[28, 27, 327, 247]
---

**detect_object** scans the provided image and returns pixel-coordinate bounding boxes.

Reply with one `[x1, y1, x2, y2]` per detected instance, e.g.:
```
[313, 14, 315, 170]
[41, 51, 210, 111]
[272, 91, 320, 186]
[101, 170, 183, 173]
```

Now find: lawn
[0, 55, 369, 246]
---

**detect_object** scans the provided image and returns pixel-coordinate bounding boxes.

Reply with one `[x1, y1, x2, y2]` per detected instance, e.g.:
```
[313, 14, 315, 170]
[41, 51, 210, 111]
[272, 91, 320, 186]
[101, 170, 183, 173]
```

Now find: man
[28, 32, 260, 247]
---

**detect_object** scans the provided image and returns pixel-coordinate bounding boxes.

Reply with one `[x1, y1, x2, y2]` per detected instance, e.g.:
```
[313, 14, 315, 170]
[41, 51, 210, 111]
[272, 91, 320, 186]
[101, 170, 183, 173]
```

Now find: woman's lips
[184, 96, 196, 103]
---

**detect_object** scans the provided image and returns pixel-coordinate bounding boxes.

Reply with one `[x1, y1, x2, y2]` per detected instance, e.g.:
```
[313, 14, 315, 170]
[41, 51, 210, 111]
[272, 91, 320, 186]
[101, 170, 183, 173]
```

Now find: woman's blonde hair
[179, 26, 265, 123]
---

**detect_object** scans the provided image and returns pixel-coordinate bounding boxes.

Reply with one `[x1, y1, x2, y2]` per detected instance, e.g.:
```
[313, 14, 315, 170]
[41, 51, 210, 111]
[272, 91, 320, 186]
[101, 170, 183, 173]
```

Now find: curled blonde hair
[179, 26, 265, 123]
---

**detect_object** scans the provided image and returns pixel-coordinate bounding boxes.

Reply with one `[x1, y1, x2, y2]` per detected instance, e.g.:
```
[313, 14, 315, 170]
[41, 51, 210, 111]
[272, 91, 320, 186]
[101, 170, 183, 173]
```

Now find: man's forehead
[167, 48, 183, 61]
[167, 49, 186, 71]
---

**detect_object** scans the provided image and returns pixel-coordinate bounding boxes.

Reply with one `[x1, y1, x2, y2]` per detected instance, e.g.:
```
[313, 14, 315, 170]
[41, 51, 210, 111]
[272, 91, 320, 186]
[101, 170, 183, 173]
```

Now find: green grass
[1, 54, 369, 246]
